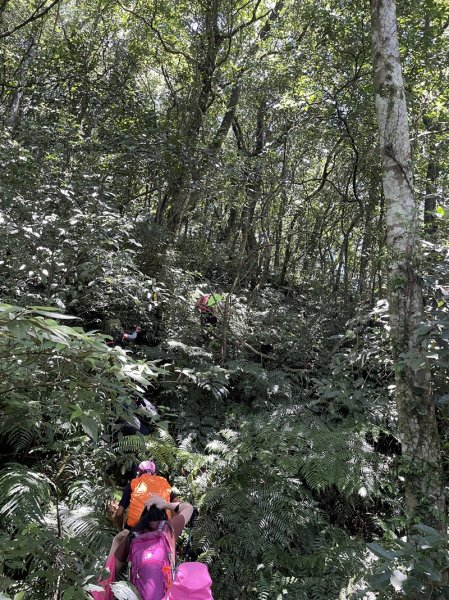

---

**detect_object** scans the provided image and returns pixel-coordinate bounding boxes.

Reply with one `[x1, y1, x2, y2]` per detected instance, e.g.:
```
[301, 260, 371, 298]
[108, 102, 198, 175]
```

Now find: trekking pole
[184, 506, 199, 563]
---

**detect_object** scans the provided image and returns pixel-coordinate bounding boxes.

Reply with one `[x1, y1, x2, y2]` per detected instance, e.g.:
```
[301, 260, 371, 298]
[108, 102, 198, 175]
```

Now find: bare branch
[335, 103, 363, 208]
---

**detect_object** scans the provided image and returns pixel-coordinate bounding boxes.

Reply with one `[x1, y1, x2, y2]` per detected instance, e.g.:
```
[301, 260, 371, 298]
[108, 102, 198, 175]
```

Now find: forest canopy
[1, 0, 449, 598]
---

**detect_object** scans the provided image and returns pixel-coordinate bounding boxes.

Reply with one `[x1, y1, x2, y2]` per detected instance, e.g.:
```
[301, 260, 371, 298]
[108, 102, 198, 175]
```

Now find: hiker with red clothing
[114, 460, 173, 530]
[195, 292, 224, 327]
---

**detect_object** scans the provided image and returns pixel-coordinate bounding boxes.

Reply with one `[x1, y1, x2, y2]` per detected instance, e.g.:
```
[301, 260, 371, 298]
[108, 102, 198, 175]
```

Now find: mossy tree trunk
[370, 0, 445, 532]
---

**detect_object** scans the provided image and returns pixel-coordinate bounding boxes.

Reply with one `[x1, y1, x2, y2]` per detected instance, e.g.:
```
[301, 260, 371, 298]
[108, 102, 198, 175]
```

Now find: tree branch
[0, 0, 61, 39]
[116, 0, 193, 62]
[226, 0, 267, 39]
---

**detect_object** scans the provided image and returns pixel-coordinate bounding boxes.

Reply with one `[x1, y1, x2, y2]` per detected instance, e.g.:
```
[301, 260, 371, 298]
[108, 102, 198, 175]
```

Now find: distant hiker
[195, 293, 211, 325]
[122, 324, 141, 342]
[118, 397, 157, 437]
[195, 292, 224, 326]
[106, 324, 141, 347]
[114, 460, 172, 530]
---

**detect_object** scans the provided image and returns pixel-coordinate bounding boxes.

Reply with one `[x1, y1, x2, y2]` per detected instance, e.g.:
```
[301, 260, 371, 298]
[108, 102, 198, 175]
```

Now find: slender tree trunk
[423, 153, 438, 235]
[358, 170, 379, 298]
[274, 139, 288, 273]
[5, 18, 41, 130]
[158, 1, 285, 233]
[7, 89, 23, 128]
[422, 12, 439, 237]
[370, 0, 445, 531]
[157, 0, 221, 233]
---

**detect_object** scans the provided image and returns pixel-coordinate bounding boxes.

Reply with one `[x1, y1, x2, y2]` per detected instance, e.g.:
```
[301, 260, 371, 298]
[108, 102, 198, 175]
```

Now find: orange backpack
[126, 474, 172, 527]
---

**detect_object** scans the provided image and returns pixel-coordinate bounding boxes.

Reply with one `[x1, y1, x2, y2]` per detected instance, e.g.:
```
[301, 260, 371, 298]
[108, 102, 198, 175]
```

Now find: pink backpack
[91, 527, 214, 600]
[129, 523, 175, 600]
[168, 562, 214, 600]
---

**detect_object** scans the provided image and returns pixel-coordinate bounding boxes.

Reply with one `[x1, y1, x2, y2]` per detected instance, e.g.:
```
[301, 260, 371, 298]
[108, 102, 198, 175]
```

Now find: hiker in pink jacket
[92, 495, 213, 600]
[115, 494, 193, 600]
[116, 495, 213, 600]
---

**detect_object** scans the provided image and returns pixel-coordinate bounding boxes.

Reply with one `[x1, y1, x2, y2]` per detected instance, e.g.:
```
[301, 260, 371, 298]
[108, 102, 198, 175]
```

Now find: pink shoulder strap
[163, 521, 176, 569]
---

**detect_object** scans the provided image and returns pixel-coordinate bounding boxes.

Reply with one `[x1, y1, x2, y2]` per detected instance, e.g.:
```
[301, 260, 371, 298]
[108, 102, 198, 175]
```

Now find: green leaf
[110, 582, 141, 600]
[84, 584, 105, 593]
[370, 570, 391, 589]
[413, 523, 444, 537]
[70, 406, 83, 421]
[32, 310, 79, 320]
[0, 304, 22, 313]
[368, 542, 398, 560]
[80, 415, 98, 442]
[29, 305, 63, 311]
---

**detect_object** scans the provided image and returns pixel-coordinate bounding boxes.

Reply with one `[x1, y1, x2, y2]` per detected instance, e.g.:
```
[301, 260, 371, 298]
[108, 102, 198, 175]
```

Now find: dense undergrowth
[1, 239, 447, 600]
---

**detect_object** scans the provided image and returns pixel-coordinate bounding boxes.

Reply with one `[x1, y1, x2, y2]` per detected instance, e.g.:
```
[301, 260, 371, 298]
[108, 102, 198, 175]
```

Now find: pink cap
[137, 460, 156, 475]
[169, 562, 213, 600]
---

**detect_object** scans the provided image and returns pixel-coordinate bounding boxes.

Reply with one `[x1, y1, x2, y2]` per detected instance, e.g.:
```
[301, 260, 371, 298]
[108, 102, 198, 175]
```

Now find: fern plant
[0, 305, 177, 599]
[184, 396, 378, 600]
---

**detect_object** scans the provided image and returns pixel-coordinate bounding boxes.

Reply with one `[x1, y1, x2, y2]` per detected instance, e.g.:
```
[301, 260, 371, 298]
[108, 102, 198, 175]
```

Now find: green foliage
[0, 305, 171, 598]
[363, 525, 449, 599]
[190, 399, 377, 599]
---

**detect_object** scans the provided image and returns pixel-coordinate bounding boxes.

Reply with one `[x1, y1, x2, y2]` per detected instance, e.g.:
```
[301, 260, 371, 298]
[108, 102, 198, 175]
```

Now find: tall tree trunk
[5, 18, 41, 130]
[422, 12, 439, 237]
[370, 0, 445, 531]
[157, 0, 221, 233]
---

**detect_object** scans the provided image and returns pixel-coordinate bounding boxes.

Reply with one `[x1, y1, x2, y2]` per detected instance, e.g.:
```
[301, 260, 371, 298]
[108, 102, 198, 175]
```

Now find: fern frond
[0, 465, 54, 524]
[62, 506, 114, 555]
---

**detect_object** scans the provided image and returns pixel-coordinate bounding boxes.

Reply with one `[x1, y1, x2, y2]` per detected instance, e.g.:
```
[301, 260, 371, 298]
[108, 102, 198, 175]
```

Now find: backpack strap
[163, 521, 176, 570]
[161, 521, 176, 596]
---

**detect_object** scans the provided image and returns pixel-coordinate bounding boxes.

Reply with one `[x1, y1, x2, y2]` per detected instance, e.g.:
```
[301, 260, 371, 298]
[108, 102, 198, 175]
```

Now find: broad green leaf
[0, 304, 22, 313]
[80, 415, 98, 442]
[413, 523, 445, 537]
[110, 582, 141, 600]
[370, 570, 391, 589]
[84, 584, 105, 593]
[368, 543, 398, 560]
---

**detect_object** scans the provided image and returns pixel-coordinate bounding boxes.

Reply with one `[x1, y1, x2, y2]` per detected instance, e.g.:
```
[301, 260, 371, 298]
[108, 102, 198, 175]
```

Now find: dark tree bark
[423, 153, 438, 235]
